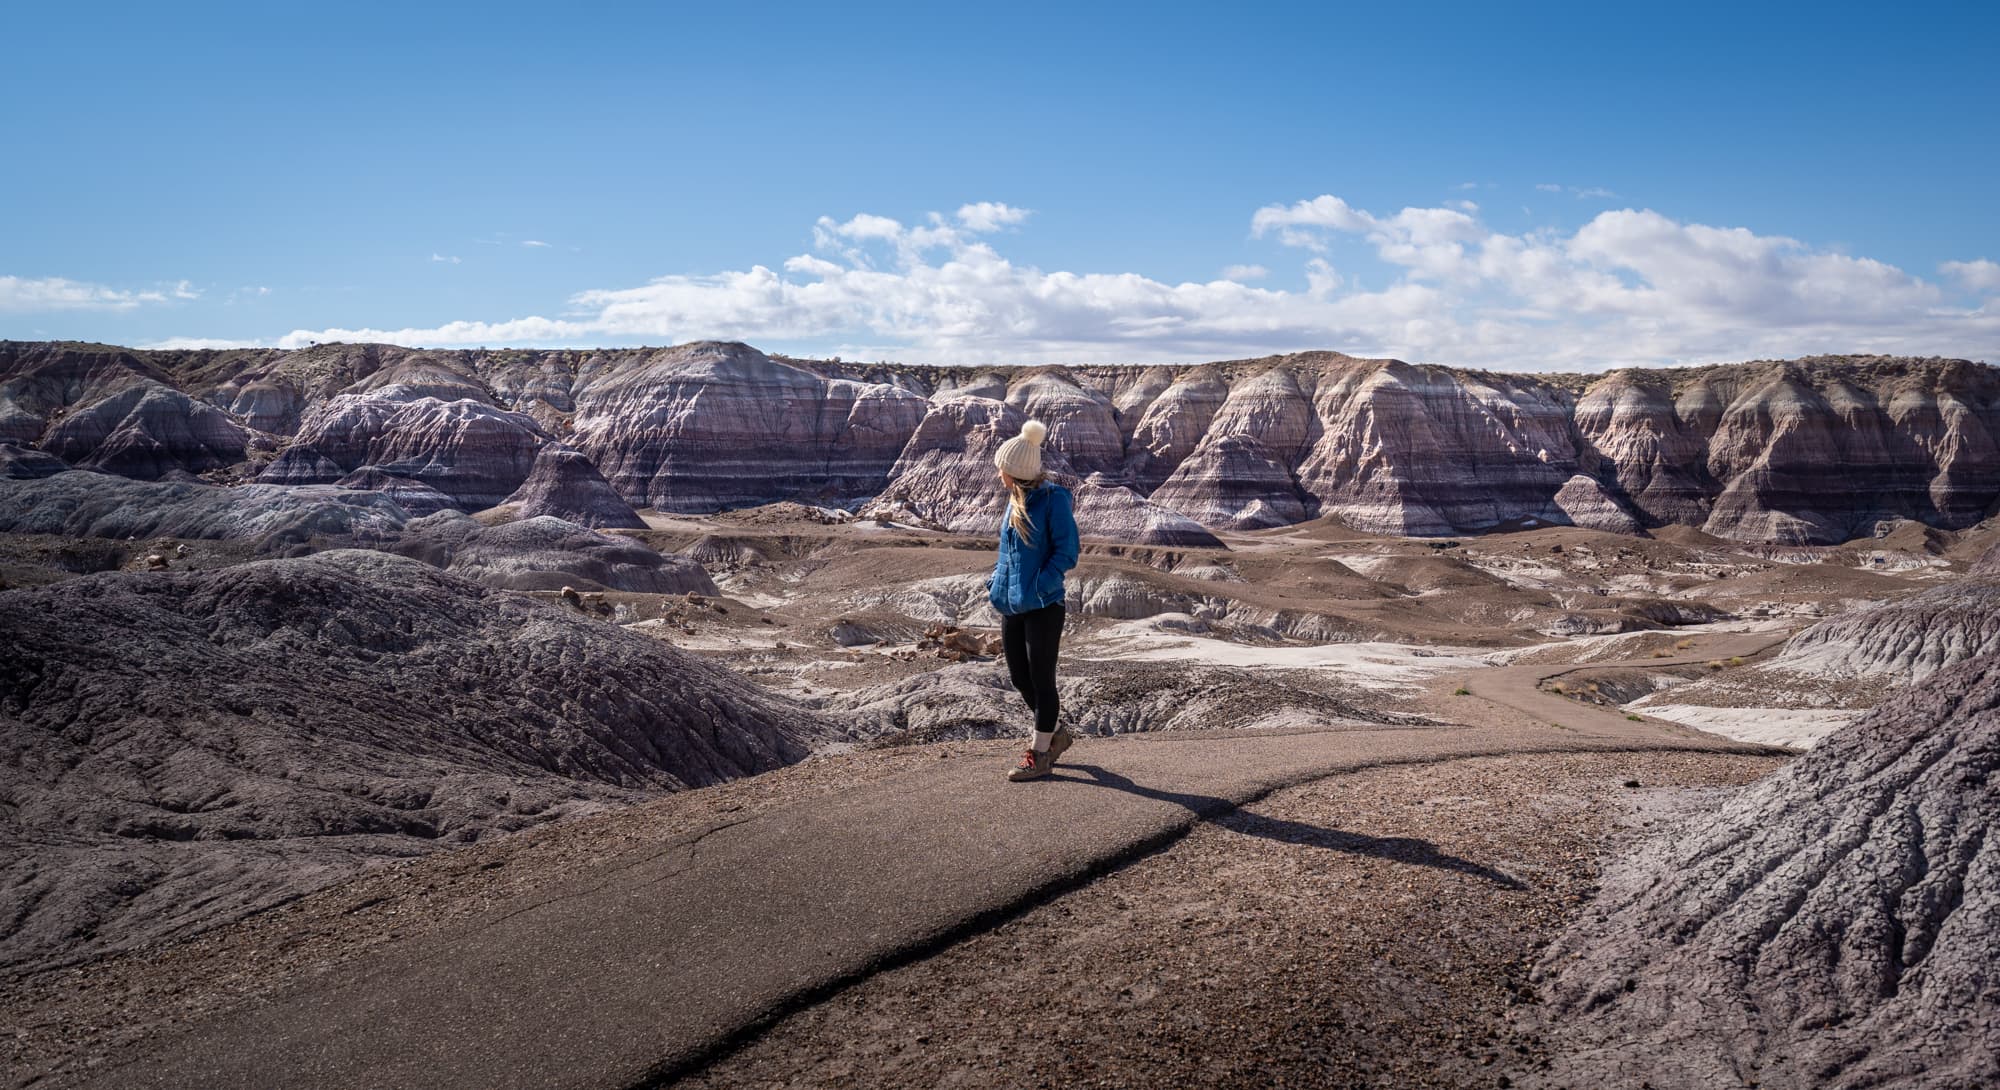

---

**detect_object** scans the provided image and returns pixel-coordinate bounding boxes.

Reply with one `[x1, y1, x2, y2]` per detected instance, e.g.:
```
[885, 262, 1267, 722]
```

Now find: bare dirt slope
[4, 617, 1795, 1090]
[0, 498, 1989, 1088]
[0, 550, 827, 975]
[1520, 651, 2000, 1090]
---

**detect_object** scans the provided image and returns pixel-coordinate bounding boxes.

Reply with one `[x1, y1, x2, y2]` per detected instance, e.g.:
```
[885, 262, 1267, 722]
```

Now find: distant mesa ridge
[2, 339, 1997, 546]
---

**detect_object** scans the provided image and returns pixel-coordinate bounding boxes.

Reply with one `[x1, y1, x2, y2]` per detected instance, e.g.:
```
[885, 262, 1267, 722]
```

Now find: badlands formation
[2, 338, 1997, 545]
[1, 338, 1998, 1089]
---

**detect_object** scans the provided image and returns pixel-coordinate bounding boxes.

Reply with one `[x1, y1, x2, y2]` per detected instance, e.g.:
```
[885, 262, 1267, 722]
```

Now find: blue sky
[3, 0, 1996, 369]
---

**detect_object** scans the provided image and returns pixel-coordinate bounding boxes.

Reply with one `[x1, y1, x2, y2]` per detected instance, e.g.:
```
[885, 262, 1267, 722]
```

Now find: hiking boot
[1007, 747, 1054, 782]
[1049, 726, 1076, 765]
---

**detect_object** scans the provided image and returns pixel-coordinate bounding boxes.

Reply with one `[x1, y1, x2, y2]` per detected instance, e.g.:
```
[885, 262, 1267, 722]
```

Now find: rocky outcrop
[1152, 368, 1316, 530]
[333, 467, 460, 517]
[863, 397, 1215, 546]
[863, 397, 1056, 533]
[1123, 371, 1226, 491]
[413, 514, 716, 594]
[833, 656, 1418, 744]
[497, 445, 645, 529]
[0, 550, 827, 972]
[1005, 370, 1124, 476]
[4, 341, 1996, 547]
[1771, 578, 2000, 681]
[1070, 477, 1224, 548]
[0, 472, 410, 546]
[42, 382, 250, 480]
[0, 442, 68, 480]
[1523, 651, 2000, 1090]
[1551, 474, 1644, 534]
[258, 393, 547, 509]
[1301, 363, 1581, 535]
[1973, 540, 2000, 576]
[570, 342, 929, 513]
[1572, 370, 1722, 526]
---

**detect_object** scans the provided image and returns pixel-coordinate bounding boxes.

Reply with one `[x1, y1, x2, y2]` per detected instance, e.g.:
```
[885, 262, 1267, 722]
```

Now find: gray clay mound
[0, 471, 411, 546]
[1521, 650, 2000, 1090]
[0, 442, 68, 480]
[1974, 541, 2000, 577]
[498, 445, 645, 529]
[434, 514, 716, 594]
[334, 466, 462, 517]
[0, 550, 826, 974]
[1774, 577, 2000, 681]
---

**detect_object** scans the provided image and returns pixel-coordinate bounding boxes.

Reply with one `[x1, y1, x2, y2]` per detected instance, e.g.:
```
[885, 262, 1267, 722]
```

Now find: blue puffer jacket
[988, 481, 1081, 616]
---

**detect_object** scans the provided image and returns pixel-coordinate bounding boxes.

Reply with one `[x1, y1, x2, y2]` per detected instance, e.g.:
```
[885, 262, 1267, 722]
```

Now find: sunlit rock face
[3, 341, 1996, 546]
[498, 445, 645, 529]
[1572, 370, 1717, 527]
[258, 393, 548, 510]
[1124, 370, 1227, 493]
[1069, 477, 1225, 548]
[1526, 649, 2000, 1090]
[568, 342, 930, 512]
[1296, 361, 1580, 535]
[1685, 361, 1995, 541]
[1004, 370, 1125, 477]
[1551, 474, 1644, 534]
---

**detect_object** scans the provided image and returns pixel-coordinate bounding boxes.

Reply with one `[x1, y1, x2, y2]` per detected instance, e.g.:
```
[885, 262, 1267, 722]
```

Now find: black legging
[1001, 602, 1065, 735]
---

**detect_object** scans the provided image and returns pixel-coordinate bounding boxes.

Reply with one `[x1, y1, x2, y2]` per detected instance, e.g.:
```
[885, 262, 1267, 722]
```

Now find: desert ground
[5, 499, 1995, 1089]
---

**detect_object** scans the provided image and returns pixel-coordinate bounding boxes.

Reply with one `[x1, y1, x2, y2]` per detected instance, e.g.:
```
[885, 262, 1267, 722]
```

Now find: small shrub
[1728, 656, 1745, 666]
[1453, 686, 1471, 696]
[1706, 659, 1725, 671]
[1626, 714, 1643, 722]
[1673, 638, 1695, 651]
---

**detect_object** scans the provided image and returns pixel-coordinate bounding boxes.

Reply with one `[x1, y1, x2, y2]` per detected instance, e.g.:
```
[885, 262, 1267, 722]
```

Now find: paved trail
[1465, 631, 1791, 740]
[83, 635, 1791, 1090]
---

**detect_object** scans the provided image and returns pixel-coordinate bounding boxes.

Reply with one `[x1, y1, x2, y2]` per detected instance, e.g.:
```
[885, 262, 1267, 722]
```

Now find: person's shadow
[1052, 762, 1526, 890]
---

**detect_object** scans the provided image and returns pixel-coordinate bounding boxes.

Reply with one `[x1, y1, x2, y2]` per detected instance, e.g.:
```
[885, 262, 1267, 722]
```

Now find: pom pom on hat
[994, 418, 1049, 480]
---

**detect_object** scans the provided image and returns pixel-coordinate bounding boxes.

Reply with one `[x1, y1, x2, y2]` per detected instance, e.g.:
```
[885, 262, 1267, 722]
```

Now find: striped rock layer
[3, 340, 1996, 545]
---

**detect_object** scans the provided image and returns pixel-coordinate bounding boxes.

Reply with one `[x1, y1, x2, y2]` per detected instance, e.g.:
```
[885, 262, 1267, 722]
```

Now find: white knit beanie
[993, 419, 1048, 480]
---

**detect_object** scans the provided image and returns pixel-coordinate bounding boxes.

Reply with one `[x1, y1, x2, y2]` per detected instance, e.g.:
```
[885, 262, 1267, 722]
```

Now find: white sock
[1032, 730, 1054, 753]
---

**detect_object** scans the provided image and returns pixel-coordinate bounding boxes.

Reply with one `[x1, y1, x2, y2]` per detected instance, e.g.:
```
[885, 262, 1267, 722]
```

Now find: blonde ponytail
[1005, 474, 1042, 545]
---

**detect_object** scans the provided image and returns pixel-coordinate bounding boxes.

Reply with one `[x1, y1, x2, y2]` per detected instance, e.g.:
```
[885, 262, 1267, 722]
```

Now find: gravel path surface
[676, 751, 1787, 1090]
[0, 746, 954, 1088]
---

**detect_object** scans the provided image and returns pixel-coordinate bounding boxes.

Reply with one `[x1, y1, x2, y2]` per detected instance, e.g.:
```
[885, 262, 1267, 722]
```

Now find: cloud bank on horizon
[20, 196, 2000, 370]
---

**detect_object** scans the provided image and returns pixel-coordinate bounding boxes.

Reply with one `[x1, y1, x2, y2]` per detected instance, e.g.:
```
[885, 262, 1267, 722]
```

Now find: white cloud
[276, 316, 589, 350]
[1221, 264, 1269, 282]
[956, 202, 1031, 232]
[522, 240, 552, 248]
[267, 197, 1999, 369]
[1537, 183, 1618, 200]
[139, 336, 272, 349]
[431, 253, 462, 264]
[1943, 259, 2000, 294]
[0, 275, 195, 312]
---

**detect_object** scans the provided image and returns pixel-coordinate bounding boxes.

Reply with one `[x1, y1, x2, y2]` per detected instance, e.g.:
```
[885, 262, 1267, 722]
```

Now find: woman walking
[988, 419, 1081, 782]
